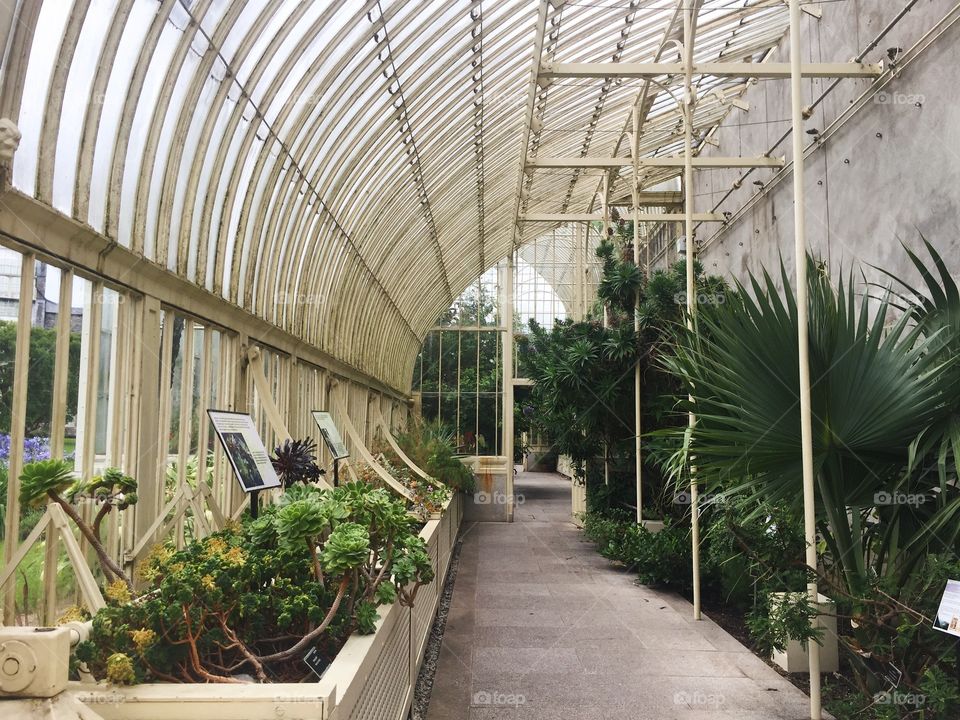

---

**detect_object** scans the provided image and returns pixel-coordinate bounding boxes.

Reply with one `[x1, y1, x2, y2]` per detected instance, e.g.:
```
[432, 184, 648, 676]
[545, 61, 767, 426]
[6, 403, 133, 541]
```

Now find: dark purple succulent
[271, 438, 324, 488]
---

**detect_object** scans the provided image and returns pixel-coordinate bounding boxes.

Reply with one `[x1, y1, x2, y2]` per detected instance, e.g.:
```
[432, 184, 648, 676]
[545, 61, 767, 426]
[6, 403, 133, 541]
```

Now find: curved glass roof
[5, 0, 790, 391]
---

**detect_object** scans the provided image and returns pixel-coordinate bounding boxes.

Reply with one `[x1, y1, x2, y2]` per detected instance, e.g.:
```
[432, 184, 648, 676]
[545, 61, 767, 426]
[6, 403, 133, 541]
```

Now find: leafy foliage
[395, 418, 476, 493]
[19, 459, 75, 506]
[519, 234, 726, 517]
[0, 321, 81, 435]
[653, 244, 960, 713]
[354, 454, 451, 520]
[659, 255, 956, 593]
[78, 482, 435, 683]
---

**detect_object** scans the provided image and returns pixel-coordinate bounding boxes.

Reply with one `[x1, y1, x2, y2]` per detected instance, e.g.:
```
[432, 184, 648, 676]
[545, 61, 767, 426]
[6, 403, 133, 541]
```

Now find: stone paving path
[425, 471, 820, 720]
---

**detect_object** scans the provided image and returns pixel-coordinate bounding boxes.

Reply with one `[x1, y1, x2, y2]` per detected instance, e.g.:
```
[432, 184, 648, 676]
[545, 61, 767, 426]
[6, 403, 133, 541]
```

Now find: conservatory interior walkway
[427, 471, 818, 720]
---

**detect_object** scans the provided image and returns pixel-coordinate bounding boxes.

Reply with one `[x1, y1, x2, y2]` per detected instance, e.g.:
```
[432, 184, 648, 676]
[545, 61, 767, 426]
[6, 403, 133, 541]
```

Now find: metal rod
[3, 252, 35, 622]
[683, 1, 702, 623]
[789, 1, 822, 717]
[502, 253, 514, 515]
[633, 105, 643, 524]
[539, 61, 884, 79]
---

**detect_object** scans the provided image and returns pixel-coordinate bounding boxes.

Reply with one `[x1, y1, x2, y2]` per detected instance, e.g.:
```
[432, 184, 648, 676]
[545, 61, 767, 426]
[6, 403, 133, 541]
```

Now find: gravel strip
[409, 533, 465, 720]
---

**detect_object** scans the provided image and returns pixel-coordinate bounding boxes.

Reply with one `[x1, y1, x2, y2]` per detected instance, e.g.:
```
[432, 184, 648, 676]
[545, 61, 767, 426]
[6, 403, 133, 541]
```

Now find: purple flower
[0, 434, 53, 464]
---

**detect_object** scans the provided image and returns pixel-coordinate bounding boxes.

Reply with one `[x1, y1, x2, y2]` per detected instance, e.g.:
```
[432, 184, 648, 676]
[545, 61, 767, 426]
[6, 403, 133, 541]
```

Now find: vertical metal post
[602, 173, 611, 329]
[3, 252, 35, 622]
[502, 254, 515, 519]
[574, 224, 585, 321]
[683, 3, 702, 622]
[175, 321, 195, 548]
[789, 1, 821, 717]
[231, 333, 249, 516]
[44, 268, 73, 623]
[601, 175, 611, 488]
[131, 296, 161, 575]
[632, 108, 643, 524]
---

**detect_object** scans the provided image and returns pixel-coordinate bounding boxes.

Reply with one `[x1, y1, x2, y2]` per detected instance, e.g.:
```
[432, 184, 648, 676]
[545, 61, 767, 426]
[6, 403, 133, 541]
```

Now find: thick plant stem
[50, 491, 130, 589]
[307, 541, 324, 587]
[255, 576, 350, 663]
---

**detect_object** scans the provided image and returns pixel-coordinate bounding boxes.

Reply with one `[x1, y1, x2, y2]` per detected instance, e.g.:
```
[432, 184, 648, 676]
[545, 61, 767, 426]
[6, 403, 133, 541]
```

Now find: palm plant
[659, 255, 956, 594]
[870, 239, 960, 577]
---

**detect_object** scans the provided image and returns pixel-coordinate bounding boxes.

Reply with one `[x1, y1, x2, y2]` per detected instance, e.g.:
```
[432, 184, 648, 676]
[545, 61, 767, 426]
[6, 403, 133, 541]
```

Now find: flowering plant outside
[0, 433, 75, 464]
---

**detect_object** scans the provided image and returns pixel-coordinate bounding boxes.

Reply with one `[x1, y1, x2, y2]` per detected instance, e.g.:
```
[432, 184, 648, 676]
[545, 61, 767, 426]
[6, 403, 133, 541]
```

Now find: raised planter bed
[69, 493, 463, 720]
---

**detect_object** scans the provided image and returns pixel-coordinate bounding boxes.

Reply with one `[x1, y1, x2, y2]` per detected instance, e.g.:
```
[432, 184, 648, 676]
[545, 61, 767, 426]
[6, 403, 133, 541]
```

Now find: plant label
[207, 410, 281, 493]
[303, 646, 330, 679]
[883, 663, 902, 688]
[312, 411, 350, 460]
[933, 579, 960, 637]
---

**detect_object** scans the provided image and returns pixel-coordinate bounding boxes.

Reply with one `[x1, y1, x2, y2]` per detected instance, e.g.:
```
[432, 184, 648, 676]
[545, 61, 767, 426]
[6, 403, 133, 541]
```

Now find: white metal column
[789, 1, 822, 717]
[683, 3, 702, 622]
[502, 255, 515, 520]
[632, 108, 643, 523]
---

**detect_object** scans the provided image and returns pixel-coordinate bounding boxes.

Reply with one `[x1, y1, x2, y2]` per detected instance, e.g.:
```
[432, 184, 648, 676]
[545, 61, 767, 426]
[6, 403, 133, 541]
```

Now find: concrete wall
[677, 0, 960, 290]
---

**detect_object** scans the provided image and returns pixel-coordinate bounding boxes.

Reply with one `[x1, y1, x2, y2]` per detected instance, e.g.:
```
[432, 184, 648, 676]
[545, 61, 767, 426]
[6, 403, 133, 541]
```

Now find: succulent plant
[271, 438, 323, 488]
[320, 522, 370, 575]
[275, 498, 327, 547]
[81, 476, 439, 683]
[19, 460, 134, 588]
[19, 458, 75, 507]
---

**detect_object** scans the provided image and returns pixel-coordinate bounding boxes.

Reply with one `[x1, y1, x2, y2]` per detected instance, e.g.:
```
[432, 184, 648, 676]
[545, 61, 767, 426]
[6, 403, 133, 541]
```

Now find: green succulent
[355, 601, 380, 634]
[374, 581, 397, 605]
[19, 459, 75, 507]
[105, 652, 136, 685]
[320, 522, 370, 575]
[71, 467, 138, 509]
[276, 498, 327, 546]
[392, 537, 434, 587]
[84, 471, 437, 683]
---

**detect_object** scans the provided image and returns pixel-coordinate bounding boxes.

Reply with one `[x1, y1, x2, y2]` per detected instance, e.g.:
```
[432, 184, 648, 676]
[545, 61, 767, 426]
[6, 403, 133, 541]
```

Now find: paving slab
[425, 471, 824, 720]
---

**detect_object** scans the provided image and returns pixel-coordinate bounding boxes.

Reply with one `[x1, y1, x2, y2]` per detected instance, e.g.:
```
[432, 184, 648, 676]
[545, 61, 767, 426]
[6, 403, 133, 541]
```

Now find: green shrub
[582, 511, 692, 592]
[77, 482, 434, 683]
[396, 419, 475, 493]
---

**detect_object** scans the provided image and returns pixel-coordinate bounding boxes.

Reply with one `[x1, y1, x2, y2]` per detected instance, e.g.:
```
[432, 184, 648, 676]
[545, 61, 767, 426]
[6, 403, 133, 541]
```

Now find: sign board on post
[933, 579, 960, 637]
[207, 410, 281, 493]
[312, 411, 350, 460]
